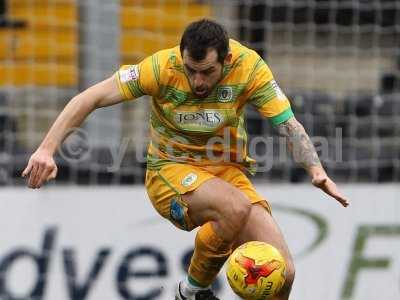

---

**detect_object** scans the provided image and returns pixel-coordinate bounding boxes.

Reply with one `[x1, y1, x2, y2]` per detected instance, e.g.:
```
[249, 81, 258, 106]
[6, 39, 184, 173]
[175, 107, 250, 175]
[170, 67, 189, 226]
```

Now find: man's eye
[202, 69, 214, 75]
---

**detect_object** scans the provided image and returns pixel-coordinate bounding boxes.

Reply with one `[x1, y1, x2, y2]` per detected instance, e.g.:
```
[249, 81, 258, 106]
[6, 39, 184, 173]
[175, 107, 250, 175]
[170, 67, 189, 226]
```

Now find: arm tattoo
[275, 117, 321, 169]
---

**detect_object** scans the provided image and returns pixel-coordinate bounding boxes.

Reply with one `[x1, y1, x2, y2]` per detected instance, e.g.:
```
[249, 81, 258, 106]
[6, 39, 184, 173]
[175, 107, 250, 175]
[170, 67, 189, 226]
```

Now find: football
[226, 241, 287, 299]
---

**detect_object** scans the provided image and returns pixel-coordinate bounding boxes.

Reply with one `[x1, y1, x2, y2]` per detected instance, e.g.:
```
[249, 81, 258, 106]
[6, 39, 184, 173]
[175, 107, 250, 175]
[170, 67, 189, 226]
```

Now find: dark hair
[180, 19, 229, 64]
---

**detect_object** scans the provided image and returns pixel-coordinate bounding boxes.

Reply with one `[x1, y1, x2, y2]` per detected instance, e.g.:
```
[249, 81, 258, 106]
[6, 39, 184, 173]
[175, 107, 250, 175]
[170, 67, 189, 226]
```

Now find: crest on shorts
[181, 173, 197, 187]
[217, 86, 233, 102]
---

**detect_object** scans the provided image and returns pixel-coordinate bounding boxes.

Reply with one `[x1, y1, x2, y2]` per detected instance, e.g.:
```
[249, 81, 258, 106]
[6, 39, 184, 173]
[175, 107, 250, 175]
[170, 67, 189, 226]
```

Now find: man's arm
[22, 75, 123, 189]
[276, 116, 349, 207]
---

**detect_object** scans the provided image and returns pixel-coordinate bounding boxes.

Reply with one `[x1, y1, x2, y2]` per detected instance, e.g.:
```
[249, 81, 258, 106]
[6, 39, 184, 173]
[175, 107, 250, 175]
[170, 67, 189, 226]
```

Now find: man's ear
[224, 52, 232, 64]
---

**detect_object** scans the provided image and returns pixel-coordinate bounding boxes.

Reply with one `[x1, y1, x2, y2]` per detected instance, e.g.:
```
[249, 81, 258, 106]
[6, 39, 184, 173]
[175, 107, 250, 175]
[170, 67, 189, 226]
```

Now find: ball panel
[226, 241, 286, 299]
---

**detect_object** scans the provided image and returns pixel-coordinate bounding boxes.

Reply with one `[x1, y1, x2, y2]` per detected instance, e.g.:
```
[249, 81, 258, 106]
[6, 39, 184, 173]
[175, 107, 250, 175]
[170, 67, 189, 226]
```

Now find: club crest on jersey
[181, 173, 197, 187]
[217, 86, 233, 102]
[119, 65, 139, 83]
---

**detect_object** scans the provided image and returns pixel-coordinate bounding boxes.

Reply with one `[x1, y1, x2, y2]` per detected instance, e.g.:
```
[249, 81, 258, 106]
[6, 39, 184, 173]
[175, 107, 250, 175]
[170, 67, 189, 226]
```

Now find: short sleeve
[245, 56, 294, 127]
[115, 54, 160, 100]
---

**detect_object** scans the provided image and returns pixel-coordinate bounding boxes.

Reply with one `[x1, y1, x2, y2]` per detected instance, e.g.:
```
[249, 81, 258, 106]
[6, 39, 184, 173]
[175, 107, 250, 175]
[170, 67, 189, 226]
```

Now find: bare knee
[215, 189, 251, 240]
[183, 178, 251, 240]
[229, 195, 251, 226]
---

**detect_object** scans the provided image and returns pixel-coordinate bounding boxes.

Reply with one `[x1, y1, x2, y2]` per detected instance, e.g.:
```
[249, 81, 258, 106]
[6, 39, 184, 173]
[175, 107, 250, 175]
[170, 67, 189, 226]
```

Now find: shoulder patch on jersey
[270, 80, 286, 100]
[119, 65, 139, 83]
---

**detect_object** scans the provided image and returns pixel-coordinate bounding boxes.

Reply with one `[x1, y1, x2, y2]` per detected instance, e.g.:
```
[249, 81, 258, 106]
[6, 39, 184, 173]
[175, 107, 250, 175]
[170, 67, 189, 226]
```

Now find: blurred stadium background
[0, 1, 399, 300]
[0, 0, 399, 185]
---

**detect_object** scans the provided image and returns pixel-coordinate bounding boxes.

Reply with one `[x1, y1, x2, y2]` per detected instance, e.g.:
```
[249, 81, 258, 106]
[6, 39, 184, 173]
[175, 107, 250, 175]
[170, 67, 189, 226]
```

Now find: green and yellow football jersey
[115, 39, 293, 174]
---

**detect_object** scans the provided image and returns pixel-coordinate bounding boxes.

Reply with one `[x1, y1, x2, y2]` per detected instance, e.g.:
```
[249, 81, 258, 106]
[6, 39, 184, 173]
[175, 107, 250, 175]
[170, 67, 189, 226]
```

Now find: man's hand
[276, 117, 349, 207]
[22, 150, 58, 189]
[20, 75, 123, 189]
[311, 172, 349, 207]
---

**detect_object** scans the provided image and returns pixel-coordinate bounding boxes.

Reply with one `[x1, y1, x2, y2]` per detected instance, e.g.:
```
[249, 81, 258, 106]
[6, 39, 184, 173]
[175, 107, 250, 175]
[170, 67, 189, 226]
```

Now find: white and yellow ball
[226, 241, 286, 299]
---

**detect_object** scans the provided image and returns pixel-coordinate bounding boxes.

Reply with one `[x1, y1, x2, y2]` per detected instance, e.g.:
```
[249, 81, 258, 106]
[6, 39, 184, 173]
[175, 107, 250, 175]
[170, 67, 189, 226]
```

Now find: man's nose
[193, 73, 205, 87]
